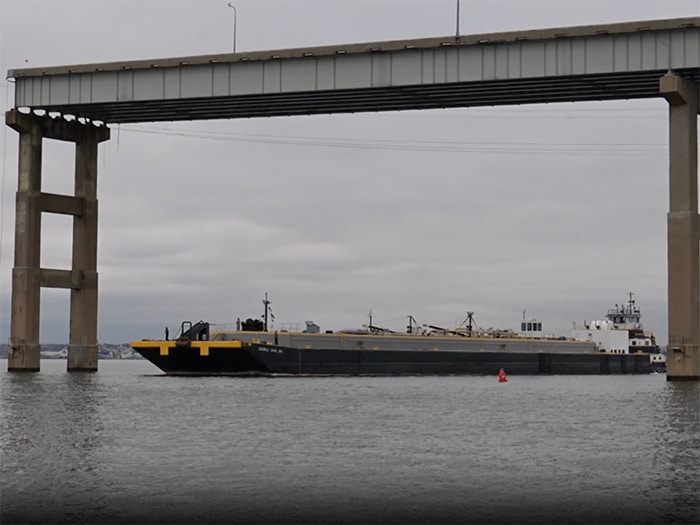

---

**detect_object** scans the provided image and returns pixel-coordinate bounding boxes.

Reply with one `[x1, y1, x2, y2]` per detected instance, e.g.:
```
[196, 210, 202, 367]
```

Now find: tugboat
[572, 292, 666, 373]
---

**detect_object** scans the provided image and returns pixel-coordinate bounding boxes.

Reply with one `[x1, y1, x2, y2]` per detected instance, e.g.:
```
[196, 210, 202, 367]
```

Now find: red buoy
[498, 368, 508, 382]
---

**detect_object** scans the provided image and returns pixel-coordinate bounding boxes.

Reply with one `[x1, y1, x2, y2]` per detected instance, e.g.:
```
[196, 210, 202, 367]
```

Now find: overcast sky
[1, 0, 698, 344]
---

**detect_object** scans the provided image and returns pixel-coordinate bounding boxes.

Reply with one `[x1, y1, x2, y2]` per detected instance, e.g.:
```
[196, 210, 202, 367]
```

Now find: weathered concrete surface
[660, 74, 700, 381]
[67, 127, 104, 372]
[5, 109, 109, 372]
[7, 112, 42, 371]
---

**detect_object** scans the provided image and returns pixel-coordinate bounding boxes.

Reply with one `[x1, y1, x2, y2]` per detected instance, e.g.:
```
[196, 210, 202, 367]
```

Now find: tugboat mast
[263, 293, 271, 331]
[466, 312, 475, 336]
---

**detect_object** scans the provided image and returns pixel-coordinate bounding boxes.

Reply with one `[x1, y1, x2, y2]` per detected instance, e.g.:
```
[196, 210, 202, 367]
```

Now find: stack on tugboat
[131, 293, 658, 377]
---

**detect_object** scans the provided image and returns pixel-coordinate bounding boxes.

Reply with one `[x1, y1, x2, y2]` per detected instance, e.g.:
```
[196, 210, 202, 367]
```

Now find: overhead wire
[118, 124, 669, 156]
[117, 106, 670, 155]
[372, 108, 668, 119]
[0, 80, 12, 336]
[0, 82, 12, 261]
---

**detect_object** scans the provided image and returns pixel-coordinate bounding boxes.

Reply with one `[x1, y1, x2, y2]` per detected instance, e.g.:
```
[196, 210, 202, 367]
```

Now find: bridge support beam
[5, 110, 110, 372]
[660, 74, 700, 381]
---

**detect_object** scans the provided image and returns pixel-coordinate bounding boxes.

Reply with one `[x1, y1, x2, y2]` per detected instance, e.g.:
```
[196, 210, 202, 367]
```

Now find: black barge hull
[131, 341, 652, 376]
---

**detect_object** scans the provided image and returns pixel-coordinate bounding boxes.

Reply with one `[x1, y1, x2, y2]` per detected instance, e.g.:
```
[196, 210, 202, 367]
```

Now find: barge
[132, 296, 654, 376]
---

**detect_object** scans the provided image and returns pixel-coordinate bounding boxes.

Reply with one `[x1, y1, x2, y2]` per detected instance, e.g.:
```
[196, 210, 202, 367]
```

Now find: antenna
[455, 0, 461, 39]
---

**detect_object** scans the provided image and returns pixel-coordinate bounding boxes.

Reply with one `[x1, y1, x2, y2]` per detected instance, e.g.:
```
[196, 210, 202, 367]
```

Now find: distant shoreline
[0, 344, 141, 360]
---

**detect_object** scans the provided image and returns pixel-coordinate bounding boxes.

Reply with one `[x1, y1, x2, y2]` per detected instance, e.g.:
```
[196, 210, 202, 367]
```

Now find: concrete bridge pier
[5, 110, 110, 372]
[660, 74, 700, 381]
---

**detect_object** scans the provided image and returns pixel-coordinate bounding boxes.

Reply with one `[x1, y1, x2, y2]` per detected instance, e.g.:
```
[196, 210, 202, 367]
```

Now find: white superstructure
[571, 293, 666, 371]
[572, 322, 630, 353]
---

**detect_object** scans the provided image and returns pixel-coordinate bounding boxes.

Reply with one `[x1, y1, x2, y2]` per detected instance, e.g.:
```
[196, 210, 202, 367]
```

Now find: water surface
[1, 360, 698, 524]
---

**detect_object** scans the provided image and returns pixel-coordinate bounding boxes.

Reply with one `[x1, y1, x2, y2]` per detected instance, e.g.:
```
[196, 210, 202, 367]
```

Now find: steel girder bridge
[5, 16, 700, 378]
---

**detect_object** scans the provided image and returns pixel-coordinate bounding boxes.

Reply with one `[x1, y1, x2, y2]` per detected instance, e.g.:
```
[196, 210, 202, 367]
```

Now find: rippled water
[1, 359, 698, 524]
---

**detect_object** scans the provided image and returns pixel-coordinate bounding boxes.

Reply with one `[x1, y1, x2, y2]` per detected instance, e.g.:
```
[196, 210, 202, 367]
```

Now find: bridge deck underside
[28, 69, 699, 124]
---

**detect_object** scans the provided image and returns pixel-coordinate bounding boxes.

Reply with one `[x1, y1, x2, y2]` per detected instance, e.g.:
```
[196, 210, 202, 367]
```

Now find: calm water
[1, 359, 698, 525]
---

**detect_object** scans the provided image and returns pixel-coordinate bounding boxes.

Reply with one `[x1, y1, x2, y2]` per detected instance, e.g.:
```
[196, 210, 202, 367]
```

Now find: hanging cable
[0, 81, 13, 336]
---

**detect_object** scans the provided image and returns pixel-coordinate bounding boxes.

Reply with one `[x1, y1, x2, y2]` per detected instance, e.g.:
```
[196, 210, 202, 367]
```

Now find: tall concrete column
[660, 74, 700, 381]
[68, 130, 100, 371]
[7, 113, 43, 371]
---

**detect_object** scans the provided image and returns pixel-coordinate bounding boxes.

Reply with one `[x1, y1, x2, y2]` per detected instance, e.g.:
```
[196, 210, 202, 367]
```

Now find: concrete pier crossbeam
[660, 74, 700, 381]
